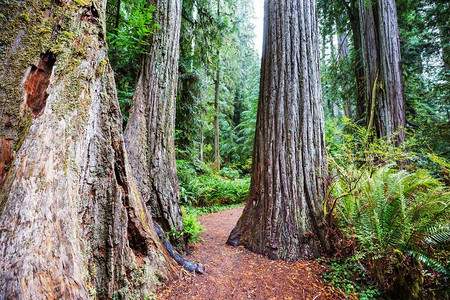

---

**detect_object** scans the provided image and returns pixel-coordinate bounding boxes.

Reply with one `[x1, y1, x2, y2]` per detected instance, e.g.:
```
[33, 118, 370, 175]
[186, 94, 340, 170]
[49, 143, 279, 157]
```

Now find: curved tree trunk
[227, 0, 331, 261]
[359, 0, 406, 144]
[0, 1, 177, 298]
[124, 0, 184, 247]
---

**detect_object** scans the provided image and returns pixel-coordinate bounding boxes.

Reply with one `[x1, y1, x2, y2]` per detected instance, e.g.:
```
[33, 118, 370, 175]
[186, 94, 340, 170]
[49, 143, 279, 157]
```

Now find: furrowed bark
[124, 0, 184, 247]
[227, 0, 331, 261]
[377, 0, 406, 143]
[0, 1, 177, 298]
[359, 0, 406, 144]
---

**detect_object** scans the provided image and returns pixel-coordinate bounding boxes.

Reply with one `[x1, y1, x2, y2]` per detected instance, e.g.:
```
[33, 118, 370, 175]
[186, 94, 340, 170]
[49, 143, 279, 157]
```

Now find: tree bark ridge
[0, 1, 177, 298]
[228, 0, 330, 261]
[124, 0, 184, 245]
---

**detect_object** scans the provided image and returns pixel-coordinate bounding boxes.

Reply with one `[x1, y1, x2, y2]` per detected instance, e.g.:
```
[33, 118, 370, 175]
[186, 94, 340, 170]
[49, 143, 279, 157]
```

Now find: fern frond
[408, 250, 449, 277]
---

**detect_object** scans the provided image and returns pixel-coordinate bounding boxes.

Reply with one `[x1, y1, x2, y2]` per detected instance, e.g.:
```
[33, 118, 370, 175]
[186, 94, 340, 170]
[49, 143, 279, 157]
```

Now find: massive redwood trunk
[359, 0, 406, 143]
[0, 1, 177, 298]
[124, 0, 184, 246]
[227, 0, 330, 261]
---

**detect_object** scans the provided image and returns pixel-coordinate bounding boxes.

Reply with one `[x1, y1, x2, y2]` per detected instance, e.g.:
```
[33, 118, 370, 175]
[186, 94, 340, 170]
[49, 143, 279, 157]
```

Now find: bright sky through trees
[252, 0, 264, 55]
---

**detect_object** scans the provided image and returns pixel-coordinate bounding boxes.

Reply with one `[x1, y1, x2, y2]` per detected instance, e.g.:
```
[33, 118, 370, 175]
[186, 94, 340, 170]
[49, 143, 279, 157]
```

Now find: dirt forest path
[157, 206, 348, 300]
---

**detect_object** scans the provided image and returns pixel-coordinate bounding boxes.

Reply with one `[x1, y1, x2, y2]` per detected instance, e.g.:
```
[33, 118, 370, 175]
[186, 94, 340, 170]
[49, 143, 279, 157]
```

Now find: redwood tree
[359, 0, 406, 143]
[0, 0, 177, 298]
[227, 0, 331, 260]
[124, 0, 184, 245]
[334, 0, 366, 123]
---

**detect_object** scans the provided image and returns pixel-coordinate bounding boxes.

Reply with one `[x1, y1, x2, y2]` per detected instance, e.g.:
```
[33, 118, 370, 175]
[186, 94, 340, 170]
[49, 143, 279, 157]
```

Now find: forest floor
[157, 206, 349, 300]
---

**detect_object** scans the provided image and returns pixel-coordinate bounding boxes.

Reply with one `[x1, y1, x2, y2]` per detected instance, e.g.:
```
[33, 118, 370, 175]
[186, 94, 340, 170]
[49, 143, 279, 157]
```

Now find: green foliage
[107, 0, 159, 60]
[167, 207, 204, 244]
[318, 257, 384, 299]
[219, 166, 241, 180]
[325, 120, 449, 296]
[185, 203, 244, 216]
[177, 159, 250, 207]
[325, 118, 412, 168]
[106, 0, 160, 125]
[180, 173, 249, 207]
[175, 0, 260, 167]
[333, 165, 449, 265]
[181, 207, 204, 244]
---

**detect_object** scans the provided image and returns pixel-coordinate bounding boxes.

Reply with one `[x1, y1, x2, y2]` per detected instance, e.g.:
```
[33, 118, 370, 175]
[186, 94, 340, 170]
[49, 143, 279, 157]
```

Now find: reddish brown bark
[227, 0, 330, 261]
[0, 1, 177, 298]
[359, 0, 406, 143]
[124, 0, 184, 247]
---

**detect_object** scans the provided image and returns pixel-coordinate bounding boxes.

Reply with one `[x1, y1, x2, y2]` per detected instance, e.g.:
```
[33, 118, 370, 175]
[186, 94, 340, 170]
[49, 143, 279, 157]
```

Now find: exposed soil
[157, 206, 348, 299]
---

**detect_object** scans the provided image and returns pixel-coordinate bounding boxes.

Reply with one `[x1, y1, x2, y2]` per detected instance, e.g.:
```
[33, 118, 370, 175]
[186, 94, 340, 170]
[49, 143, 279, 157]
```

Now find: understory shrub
[177, 159, 250, 207]
[331, 165, 449, 297]
[184, 203, 244, 216]
[318, 257, 385, 299]
[167, 207, 204, 245]
[326, 119, 449, 299]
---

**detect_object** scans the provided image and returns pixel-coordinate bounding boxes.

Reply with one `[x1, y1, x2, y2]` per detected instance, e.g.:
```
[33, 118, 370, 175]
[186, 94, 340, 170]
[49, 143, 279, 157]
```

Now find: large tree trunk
[359, 0, 381, 130]
[377, 0, 406, 143]
[124, 0, 184, 247]
[0, 0, 177, 298]
[359, 0, 406, 144]
[227, 0, 330, 261]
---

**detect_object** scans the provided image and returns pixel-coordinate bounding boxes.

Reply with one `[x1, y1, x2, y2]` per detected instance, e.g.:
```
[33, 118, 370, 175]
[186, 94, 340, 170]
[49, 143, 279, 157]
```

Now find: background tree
[174, 0, 260, 168]
[123, 0, 185, 246]
[227, 0, 331, 260]
[359, 0, 406, 143]
[0, 0, 177, 298]
[213, 0, 221, 172]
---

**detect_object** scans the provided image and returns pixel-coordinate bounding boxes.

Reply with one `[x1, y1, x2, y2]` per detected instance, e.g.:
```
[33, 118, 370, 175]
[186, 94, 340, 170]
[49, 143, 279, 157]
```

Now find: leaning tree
[124, 0, 185, 247]
[227, 0, 331, 260]
[0, 0, 177, 298]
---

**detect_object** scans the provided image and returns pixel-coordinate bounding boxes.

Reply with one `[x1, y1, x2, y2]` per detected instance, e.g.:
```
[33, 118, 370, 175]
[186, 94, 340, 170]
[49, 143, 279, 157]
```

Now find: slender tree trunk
[359, 0, 406, 144]
[0, 1, 177, 298]
[338, 32, 352, 118]
[199, 120, 204, 162]
[124, 0, 185, 247]
[175, 0, 199, 155]
[114, 0, 121, 28]
[227, 0, 331, 261]
[349, 2, 365, 124]
[440, 26, 450, 72]
[213, 1, 221, 172]
[213, 61, 220, 172]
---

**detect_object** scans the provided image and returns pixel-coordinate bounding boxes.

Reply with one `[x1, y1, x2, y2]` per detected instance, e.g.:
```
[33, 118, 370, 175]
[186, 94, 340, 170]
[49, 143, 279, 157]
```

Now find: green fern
[332, 162, 450, 276]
